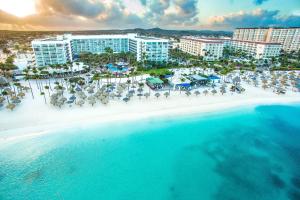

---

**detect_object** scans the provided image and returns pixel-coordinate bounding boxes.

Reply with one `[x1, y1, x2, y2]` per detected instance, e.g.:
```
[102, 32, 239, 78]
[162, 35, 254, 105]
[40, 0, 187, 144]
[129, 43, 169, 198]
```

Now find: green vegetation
[137, 68, 173, 77]
[0, 56, 18, 77]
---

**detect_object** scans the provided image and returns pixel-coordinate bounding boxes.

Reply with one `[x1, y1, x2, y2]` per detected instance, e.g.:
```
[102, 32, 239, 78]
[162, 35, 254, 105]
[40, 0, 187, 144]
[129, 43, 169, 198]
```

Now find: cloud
[208, 9, 300, 29]
[140, 0, 199, 27]
[36, 0, 105, 18]
[0, 0, 298, 31]
[0, 0, 147, 30]
[253, 0, 269, 5]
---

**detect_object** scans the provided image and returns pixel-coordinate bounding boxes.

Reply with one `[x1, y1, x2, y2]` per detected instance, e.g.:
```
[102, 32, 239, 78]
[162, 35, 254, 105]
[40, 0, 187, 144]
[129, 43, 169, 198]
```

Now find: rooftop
[146, 77, 164, 84]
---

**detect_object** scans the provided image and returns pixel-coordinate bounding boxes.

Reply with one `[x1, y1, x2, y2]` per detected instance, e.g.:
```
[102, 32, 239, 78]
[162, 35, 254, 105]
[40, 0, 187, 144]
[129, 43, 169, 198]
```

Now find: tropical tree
[40, 92, 47, 104]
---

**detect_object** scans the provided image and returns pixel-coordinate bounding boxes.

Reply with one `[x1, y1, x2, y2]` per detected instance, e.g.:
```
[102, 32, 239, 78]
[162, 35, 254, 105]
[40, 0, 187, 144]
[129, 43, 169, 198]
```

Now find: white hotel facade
[226, 40, 282, 59]
[233, 27, 300, 52]
[179, 34, 283, 60]
[32, 33, 169, 67]
[179, 37, 224, 61]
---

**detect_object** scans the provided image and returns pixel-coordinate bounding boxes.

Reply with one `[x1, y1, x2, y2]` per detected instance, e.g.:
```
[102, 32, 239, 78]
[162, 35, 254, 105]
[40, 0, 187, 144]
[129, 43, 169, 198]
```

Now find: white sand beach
[1, 76, 300, 142]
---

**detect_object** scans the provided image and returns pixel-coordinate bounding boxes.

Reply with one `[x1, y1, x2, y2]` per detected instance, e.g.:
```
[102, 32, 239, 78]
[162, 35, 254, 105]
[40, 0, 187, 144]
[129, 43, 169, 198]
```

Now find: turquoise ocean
[0, 104, 300, 200]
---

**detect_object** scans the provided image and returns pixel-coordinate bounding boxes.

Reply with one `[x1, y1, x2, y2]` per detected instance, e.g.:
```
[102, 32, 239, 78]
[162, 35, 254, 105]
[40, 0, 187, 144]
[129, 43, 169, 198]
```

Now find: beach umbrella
[123, 97, 130, 103]
[6, 103, 16, 111]
[110, 93, 116, 99]
[75, 87, 82, 92]
[70, 95, 76, 101]
[185, 91, 191, 97]
[129, 90, 135, 94]
[76, 99, 85, 107]
[18, 92, 26, 99]
[12, 99, 21, 104]
[155, 93, 160, 99]
[66, 100, 74, 104]
[0, 77, 8, 87]
[220, 87, 226, 95]
[115, 93, 122, 99]
[194, 91, 201, 96]
[137, 88, 143, 93]
[88, 98, 97, 106]
[211, 89, 217, 95]
[101, 98, 109, 105]
[164, 92, 170, 98]
[144, 93, 150, 99]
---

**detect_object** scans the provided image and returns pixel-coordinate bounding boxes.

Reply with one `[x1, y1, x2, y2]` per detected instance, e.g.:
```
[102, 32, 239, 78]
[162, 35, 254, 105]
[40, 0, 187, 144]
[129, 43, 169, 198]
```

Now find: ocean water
[0, 104, 300, 200]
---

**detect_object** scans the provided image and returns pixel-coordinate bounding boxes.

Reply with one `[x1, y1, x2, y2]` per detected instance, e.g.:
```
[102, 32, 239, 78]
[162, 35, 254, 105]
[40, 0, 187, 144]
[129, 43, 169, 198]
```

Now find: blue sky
[0, 0, 299, 30]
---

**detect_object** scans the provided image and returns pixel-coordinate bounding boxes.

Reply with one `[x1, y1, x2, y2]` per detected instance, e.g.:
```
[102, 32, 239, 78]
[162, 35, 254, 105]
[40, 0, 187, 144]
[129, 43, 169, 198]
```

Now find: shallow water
[0, 104, 300, 200]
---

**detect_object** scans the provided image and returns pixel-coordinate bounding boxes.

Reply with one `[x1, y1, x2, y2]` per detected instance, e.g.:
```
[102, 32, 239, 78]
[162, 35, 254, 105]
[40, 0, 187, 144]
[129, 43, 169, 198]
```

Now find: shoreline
[1, 94, 299, 142]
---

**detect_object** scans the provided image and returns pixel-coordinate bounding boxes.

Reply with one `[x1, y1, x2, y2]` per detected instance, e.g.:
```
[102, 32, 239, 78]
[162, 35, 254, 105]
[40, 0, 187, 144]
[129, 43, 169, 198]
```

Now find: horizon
[0, 0, 300, 31]
[0, 27, 234, 33]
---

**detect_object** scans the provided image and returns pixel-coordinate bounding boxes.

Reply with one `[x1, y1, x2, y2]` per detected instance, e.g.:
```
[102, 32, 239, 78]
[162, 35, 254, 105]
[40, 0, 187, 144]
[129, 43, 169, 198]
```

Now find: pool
[107, 64, 129, 73]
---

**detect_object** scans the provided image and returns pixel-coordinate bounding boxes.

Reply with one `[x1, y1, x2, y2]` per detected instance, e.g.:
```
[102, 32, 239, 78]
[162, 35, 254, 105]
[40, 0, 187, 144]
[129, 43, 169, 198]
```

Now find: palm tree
[2, 90, 9, 103]
[105, 47, 114, 63]
[44, 85, 50, 97]
[40, 92, 47, 104]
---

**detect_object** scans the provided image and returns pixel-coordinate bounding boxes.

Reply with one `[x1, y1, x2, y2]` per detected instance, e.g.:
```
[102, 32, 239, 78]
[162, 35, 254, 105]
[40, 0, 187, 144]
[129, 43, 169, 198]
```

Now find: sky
[0, 0, 299, 31]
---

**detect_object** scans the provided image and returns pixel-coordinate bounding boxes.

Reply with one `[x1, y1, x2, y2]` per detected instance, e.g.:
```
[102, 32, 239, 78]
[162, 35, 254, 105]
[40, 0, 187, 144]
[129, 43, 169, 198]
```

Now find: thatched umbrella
[194, 90, 200, 96]
[144, 92, 150, 99]
[88, 98, 96, 106]
[203, 89, 209, 96]
[18, 92, 26, 99]
[6, 103, 16, 111]
[155, 92, 160, 99]
[76, 99, 85, 107]
[185, 91, 191, 97]
[123, 97, 130, 103]
[0, 77, 8, 87]
[164, 92, 170, 98]
[220, 86, 226, 95]
[211, 89, 217, 95]
[12, 99, 21, 104]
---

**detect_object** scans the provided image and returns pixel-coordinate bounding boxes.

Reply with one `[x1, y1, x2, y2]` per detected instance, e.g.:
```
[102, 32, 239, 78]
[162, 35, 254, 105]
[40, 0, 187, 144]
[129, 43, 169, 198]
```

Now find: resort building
[226, 40, 282, 59]
[32, 34, 169, 67]
[179, 35, 281, 60]
[179, 37, 224, 61]
[233, 27, 300, 52]
[32, 35, 73, 67]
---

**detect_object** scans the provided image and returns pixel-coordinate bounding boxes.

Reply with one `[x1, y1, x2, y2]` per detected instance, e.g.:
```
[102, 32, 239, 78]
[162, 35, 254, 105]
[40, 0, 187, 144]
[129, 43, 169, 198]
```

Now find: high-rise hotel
[233, 27, 300, 52]
[32, 33, 169, 67]
[179, 37, 224, 61]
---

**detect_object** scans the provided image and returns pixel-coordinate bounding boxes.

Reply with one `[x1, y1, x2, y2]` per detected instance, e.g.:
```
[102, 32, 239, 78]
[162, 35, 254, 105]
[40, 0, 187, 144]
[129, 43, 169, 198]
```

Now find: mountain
[69, 28, 233, 38]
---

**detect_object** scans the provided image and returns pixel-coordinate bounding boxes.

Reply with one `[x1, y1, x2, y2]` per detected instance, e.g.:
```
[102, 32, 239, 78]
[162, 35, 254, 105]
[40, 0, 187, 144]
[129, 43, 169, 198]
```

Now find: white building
[228, 40, 282, 59]
[179, 37, 224, 61]
[32, 33, 169, 67]
[233, 27, 300, 52]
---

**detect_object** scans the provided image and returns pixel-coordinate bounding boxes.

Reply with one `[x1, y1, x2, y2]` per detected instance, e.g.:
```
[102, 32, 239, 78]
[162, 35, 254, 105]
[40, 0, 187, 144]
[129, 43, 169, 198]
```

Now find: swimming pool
[107, 64, 129, 73]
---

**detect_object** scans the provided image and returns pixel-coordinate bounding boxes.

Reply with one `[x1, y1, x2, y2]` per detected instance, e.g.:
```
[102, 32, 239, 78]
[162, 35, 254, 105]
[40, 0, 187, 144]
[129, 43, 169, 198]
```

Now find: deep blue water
[0, 104, 300, 200]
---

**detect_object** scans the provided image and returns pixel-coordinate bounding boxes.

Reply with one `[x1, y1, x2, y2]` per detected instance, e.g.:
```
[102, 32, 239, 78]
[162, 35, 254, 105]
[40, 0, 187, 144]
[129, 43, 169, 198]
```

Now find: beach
[1, 79, 299, 141]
